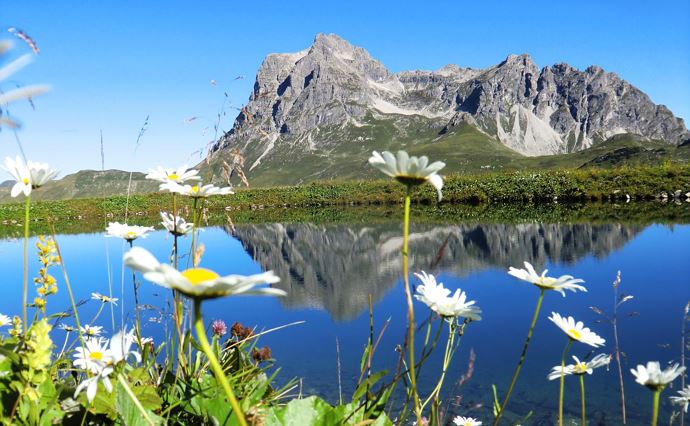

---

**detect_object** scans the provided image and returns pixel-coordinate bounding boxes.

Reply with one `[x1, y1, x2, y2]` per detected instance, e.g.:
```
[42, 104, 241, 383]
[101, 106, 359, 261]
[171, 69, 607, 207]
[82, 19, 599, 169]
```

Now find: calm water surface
[0, 219, 688, 424]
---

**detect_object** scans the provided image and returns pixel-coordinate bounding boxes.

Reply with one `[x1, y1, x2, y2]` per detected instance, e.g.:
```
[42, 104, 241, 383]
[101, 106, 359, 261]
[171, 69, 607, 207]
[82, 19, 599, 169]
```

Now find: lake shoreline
[0, 164, 689, 235]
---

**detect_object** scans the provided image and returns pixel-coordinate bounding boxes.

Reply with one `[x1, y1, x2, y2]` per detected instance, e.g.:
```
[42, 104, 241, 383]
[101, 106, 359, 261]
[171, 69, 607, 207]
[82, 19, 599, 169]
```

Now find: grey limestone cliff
[211, 33, 688, 169]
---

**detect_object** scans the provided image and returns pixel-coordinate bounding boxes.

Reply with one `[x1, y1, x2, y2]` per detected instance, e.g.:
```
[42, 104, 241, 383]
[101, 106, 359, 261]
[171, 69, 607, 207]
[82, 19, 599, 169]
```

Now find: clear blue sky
[2, 0, 689, 175]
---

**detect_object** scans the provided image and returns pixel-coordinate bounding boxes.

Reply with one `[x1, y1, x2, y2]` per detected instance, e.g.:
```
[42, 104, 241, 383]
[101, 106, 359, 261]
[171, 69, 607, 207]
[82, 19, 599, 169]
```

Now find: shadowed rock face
[230, 222, 642, 321]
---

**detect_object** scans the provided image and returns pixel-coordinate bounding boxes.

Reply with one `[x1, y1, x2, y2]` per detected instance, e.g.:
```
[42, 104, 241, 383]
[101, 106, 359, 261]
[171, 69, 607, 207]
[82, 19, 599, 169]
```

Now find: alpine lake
[0, 202, 688, 425]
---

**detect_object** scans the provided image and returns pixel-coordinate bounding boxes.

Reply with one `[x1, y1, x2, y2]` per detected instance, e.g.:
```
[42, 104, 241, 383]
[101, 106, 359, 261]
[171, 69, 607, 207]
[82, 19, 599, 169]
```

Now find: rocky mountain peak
[211, 33, 689, 173]
[501, 53, 536, 67]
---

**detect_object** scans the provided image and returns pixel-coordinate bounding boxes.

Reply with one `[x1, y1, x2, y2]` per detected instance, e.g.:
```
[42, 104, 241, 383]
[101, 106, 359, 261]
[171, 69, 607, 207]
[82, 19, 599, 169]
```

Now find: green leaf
[352, 371, 386, 402]
[492, 384, 500, 417]
[264, 396, 334, 426]
[115, 380, 163, 426]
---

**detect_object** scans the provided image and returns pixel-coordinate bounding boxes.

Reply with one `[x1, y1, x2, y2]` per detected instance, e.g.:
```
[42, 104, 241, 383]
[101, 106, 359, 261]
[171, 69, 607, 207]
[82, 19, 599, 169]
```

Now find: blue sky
[2, 0, 689, 174]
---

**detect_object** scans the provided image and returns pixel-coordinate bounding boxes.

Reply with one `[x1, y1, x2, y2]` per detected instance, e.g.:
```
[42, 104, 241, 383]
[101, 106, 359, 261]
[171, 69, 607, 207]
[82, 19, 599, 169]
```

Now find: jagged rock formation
[231, 222, 641, 321]
[210, 33, 688, 175]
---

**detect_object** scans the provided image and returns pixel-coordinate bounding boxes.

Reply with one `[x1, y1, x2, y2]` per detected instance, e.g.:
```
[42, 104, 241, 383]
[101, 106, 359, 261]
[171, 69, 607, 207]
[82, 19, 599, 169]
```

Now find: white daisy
[549, 312, 605, 347]
[91, 292, 118, 305]
[453, 416, 482, 426]
[508, 262, 586, 296]
[160, 182, 234, 198]
[135, 336, 154, 347]
[73, 337, 112, 373]
[80, 324, 103, 337]
[0, 314, 10, 327]
[547, 354, 611, 380]
[670, 385, 690, 413]
[109, 329, 141, 364]
[414, 271, 481, 320]
[105, 222, 154, 242]
[59, 324, 76, 332]
[631, 361, 686, 390]
[74, 365, 113, 403]
[160, 212, 193, 236]
[26, 160, 58, 188]
[123, 246, 285, 300]
[4, 156, 31, 197]
[145, 165, 201, 184]
[369, 150, 445, 201]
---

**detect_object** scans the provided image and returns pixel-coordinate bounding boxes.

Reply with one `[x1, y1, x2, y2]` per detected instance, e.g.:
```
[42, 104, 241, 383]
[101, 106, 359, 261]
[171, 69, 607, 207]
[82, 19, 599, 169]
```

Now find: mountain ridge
[206, 33, 688, 186]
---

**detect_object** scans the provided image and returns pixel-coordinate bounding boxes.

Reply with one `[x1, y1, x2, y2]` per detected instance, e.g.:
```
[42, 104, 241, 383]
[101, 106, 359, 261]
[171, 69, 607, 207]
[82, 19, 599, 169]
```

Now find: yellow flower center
[125, 231, 138, 239]
[568, 328, 582, 341]
[191, 185, 199, 193]
[181, 268, 219, 285]
[574, 363, 588, 374]
[536, 277, 557, 288]
[22, 178, 29, 185]
[90, 351, 103, 360]
[167, 173, 179, 180]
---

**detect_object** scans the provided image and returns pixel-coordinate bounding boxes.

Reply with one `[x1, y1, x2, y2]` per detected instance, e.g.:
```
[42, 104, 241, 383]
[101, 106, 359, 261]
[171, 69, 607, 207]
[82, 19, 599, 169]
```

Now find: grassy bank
[0, 164, 688, 231]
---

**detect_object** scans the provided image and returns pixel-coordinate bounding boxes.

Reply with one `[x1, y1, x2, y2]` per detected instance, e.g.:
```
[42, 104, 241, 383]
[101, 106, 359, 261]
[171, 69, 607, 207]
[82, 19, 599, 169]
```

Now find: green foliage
[0, 164, 688, 238]
[115, 379, 164, 426]
[264, 396, 393, 426]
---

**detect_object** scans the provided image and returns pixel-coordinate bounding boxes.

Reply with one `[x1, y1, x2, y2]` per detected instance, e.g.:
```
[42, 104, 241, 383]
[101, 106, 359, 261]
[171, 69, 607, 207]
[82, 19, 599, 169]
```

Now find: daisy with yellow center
[508, 262, 586, 296]
[80, 324, 103, 337]
[494, 264, 587, 425]
[547, 354, 611, 380]
[160, 181, 234, 198]
[631, 361, 686, 425]
[547, 354, 611, 425]
[91, 292, 118, 305]
[73, 337, 112, 373]
[124, 246, 284, 426]
[105, 222, 154, 243]
[549, 312, 605, 347]
[145, 165, 201, 184]
[549, 312, 605, 426]
[123, 246, 284, 300]
[368, 150, 445, 201]
[0, 314, 11, 327]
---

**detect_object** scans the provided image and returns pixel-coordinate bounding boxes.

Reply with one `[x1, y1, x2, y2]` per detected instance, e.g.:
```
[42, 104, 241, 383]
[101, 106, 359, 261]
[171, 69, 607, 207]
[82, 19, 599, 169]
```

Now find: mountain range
[3, 33, 689, 201]
[206, 33, 689, 186]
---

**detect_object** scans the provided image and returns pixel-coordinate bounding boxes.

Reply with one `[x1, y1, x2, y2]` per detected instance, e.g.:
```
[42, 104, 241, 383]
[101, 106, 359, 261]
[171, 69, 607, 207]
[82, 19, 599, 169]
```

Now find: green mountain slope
[205, 118, 689, 188]
[0, 169, 158, 204]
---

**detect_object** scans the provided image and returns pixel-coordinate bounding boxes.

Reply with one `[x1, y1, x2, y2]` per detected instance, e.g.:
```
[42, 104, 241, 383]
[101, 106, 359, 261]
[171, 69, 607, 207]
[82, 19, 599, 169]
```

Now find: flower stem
[170, 192, 187, 376]
[493, 288, 545, 425]
[559, 339, 574, 426]
[422, 320, 456, 410]
[22, 195, 30, 335]
[651, 388, 661, 426]
[193, 299, 247, 426]
[402, 188, 421, 424]
[128, 240, 143, 345]
[580, 374, 586, 426]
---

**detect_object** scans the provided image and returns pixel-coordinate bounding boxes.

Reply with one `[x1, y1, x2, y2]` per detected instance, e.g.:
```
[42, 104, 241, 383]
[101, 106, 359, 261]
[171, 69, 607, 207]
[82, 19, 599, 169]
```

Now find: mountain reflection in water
[230, 223, 641, 320]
